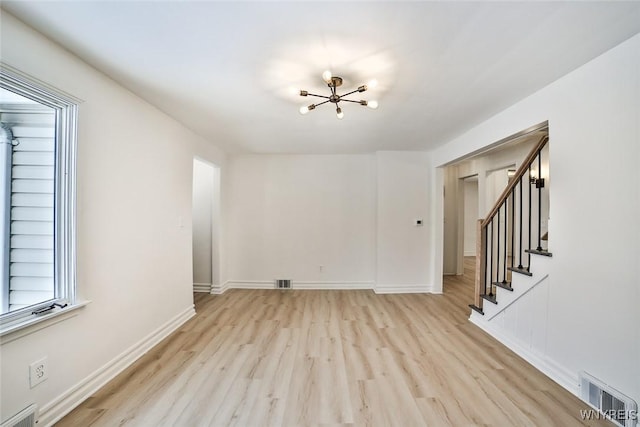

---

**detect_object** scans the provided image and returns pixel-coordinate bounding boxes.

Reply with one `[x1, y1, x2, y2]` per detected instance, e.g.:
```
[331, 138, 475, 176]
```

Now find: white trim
[0, 63, 79, 324]
[375, 284, 438, 294]
[209, 281, 442, 295]
[469, 313, 579, 397]
[193, 282, 211, 293]
[292, 281, 373, 290]
[464, 250, 477, 257]
[224, 280, 273, 290]
[37, 305, 195, 427]
[220, 280, 377, 292]
[0, 301, 90, 344]
[211, 282, 228, 295]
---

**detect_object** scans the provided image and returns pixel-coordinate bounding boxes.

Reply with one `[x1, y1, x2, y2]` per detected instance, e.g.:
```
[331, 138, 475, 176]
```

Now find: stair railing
[471, 134, 549, 313]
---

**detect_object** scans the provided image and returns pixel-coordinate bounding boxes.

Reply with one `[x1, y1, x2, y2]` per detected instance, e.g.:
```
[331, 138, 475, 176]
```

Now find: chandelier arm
[305, 93, 331, 99]
[340, 99, 364, 104]
[340, 89, 360, 98]
[313, 100, 331, 107]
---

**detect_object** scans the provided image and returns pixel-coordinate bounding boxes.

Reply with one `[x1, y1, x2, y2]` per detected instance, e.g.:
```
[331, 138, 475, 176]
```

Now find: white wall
[432, 33, 640, 407]
[225, 151, 434, 293]
[0, 11, 226, 424]
[226, 154, 376, 287]
[375, 151, 432, 292]
[463, 180, 478, 256]
[485, 167, 510, 214]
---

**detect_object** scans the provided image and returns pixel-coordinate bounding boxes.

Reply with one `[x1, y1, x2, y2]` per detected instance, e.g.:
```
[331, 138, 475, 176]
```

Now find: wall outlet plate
[29, 357, 48, 388]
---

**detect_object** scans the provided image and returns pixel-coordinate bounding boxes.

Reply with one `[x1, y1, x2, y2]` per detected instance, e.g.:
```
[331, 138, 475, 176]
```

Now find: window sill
[0, 301, 91, 345]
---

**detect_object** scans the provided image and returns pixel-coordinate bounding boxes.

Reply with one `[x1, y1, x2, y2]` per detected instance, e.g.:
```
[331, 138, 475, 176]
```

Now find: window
[0, 64, 78, 329]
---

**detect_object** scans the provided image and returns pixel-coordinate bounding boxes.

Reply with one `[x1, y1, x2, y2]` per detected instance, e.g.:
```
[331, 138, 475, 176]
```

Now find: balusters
[473, 134, 549, 310]
[537, 151, 543, 251]
[527, 164, 532, 270]
[496, 207, 500, 285]
[518, 174, 524, 269]
[484, 225, 489, 297]
[489, 220, 494, 297]
[503, 199, 508, 284]
[510, 185, 515, 271]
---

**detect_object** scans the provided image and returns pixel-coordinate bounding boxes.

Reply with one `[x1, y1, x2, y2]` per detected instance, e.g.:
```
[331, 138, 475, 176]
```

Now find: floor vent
[275, 279, 291, 289]
[580, 372, 638, 427]
[1, 404, 37, 427]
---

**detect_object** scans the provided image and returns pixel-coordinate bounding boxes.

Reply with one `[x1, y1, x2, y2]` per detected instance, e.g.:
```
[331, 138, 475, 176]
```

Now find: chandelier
[298, 70, 378, 119]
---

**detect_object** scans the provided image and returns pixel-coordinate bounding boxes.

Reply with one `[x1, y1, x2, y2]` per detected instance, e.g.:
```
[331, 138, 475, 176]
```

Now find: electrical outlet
[29, 357, 48, 388]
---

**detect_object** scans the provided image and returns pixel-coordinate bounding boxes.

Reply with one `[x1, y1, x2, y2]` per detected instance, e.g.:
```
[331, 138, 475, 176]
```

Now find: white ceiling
[3, 1, 640, 154]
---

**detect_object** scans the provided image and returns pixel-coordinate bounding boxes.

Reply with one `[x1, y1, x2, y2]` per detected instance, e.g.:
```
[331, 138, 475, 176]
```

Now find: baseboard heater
[579, 372, 638, 427]
[275, 279, 291, 289]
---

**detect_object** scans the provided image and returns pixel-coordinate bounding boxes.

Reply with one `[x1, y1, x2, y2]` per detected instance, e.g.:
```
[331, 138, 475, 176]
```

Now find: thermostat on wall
[415, 219, 423, 226]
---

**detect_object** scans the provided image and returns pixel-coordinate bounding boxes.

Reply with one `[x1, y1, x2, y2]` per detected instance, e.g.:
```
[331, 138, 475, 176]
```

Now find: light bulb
[367, 100, 379, 109]
[336, 107, 344, 119]
[368, 79, 378, 89]
[322, 70, 332, 82]
[289, 86, 300, 96]
[299, 106, 309, 115]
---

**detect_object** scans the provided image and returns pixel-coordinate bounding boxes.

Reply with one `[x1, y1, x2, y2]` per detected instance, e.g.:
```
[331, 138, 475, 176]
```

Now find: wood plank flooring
[57, 258, 611, 426]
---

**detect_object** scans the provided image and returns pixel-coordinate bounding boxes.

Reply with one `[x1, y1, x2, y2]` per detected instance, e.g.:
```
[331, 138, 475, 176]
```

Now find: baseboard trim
[222, 280, 375, 291]
[469, 314, 579, 398]
[375, 284, 438, 294]
[293, 281, 373, 290]
[464, 251, 476, 257]
[224, 280, 273, 290]
[38, 305, 196, 427]
[219, 281, 437, 294]
[211, 282, 228, 295]
[193, 282, 212, 293]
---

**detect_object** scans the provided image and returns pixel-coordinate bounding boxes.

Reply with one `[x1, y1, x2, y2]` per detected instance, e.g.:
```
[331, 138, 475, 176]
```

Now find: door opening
[192, 158, 220, 294]
[441, 122, 549, 293]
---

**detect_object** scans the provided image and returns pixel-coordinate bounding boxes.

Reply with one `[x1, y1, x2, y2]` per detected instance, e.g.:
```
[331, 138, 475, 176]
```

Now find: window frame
[0, 63, 78, 328]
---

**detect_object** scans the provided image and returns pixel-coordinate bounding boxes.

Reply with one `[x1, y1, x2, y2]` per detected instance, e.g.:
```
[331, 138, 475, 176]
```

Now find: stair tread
[526, 249, 553, 257]
[508, 266, 532, 276]
[481, 294, 498, 304]
[469, 304, 484, 315]
[493, 281, 513, 291]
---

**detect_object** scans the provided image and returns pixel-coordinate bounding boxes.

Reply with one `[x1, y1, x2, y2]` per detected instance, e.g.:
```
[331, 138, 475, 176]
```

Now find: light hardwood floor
[57, 258, 611, 426]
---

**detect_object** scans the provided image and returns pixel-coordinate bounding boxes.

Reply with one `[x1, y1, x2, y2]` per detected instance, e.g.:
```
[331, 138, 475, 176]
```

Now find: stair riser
[475, 252, 553, 320]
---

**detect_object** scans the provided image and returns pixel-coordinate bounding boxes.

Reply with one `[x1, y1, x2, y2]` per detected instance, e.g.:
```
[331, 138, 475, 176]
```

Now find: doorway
[462, 176, 479, 259]
[442, 122, 549, 293]
[192, 158, 220, 293]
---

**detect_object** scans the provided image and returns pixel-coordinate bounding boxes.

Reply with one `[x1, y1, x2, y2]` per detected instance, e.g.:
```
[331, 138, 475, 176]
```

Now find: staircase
[470, 250, 551, 322]
[467, 249, 573, 392]
[469, 134, 550, 317]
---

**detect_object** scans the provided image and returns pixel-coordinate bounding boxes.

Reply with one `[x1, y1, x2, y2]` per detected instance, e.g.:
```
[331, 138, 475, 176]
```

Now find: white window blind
[1, 110, 55, 311]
